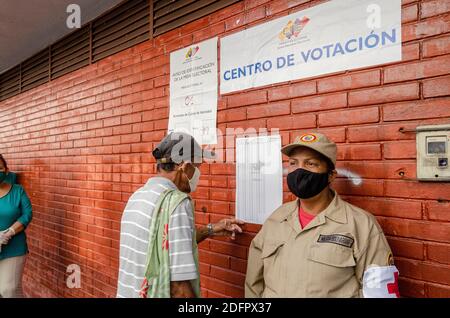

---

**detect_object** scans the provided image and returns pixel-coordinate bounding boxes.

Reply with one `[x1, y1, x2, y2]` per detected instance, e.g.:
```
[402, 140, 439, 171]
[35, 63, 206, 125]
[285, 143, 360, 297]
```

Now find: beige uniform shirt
[245, 191, 396, 298]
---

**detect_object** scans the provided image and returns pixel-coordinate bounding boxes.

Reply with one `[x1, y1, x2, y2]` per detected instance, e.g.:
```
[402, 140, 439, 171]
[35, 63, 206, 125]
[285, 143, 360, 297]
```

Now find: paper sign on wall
[220, 0, 401, 94]
[169, 37, 218, 144]
[236, 135, 283, 225]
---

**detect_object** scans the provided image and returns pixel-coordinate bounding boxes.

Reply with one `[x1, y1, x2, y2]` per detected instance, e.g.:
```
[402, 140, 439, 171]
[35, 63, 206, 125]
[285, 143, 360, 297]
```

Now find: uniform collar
[282, 200, 302, 235]
[276, 200, 298, 223]
[320, 190, 348, 224]
[281, 190, 347, 234]
[290, 190, 347, 224]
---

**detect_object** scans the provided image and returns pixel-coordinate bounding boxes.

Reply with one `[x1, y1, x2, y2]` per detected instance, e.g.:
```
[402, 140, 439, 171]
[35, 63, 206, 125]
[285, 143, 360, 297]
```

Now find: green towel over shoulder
[141, 189, 200, 298]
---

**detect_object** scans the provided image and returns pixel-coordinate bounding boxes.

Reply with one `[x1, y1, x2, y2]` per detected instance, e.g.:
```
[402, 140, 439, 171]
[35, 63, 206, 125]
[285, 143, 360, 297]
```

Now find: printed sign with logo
[169, 37, 218, 144]
[220, 0, 401, 94]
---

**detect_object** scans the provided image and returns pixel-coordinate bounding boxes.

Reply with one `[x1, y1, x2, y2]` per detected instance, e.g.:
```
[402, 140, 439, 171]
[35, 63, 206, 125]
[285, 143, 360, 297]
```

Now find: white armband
[363, 265, 400, 298]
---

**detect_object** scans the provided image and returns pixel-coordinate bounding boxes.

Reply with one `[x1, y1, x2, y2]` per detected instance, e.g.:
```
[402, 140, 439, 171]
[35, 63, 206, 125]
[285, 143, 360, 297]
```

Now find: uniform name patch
[317, 234, 354, 248]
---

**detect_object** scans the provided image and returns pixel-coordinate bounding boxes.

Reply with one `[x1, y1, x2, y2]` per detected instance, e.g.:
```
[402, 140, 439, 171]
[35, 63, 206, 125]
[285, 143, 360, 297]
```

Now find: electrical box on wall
[416, 124, 450, 181]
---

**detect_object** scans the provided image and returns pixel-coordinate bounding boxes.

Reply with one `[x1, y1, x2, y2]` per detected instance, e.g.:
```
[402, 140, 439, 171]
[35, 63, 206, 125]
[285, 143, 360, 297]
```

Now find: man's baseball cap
[281, 132, 337, 167]
[152, 132, 215, 164]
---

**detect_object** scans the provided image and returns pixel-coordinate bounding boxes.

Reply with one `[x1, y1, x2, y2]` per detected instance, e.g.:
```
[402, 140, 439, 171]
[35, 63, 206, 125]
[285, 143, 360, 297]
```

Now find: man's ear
[328, 169, 337, 183]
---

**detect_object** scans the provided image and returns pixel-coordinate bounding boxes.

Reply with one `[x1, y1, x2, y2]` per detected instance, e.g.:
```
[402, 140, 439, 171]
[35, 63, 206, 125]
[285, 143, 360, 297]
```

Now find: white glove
[0, 228, 15, 245]
[0, 232, 10, 245]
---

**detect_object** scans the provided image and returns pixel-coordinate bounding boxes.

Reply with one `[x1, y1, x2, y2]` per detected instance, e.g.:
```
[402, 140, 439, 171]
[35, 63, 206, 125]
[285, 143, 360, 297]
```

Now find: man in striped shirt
[117, 132, 244, 298]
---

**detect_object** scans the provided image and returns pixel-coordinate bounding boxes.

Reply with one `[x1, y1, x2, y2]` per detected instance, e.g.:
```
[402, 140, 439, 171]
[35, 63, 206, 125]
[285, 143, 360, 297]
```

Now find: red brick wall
[0, 0, 449, 298]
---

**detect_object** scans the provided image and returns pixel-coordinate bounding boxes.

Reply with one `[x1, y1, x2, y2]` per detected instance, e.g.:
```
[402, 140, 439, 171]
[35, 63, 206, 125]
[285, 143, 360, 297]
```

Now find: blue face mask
[0, 172, 7, 183]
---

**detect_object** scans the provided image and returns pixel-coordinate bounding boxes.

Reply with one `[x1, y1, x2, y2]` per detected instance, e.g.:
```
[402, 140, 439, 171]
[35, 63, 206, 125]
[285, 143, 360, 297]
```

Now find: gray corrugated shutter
[92, 0, 150, 62]
[21, 48, 49, 92]
[51, 26, 90, 80]
[0, 65, 20, 101]
[0, 0, 242, 101]
[153, 0, 240, 36]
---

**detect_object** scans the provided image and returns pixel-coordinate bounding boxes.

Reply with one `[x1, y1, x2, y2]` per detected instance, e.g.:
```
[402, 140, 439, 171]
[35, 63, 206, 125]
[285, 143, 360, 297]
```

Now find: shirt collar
[281, 190, 347, 224]
[320, 190, 348, 224]
[145, 176, 178, 190]
[276, 200, 298, 223]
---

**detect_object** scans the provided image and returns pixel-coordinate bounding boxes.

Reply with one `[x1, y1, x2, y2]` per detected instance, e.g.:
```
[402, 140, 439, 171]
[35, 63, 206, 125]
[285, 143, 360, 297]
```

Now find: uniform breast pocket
[261, 241, 285, 293]
[308, 243, 356, 268]
[307, 243, 358, 296]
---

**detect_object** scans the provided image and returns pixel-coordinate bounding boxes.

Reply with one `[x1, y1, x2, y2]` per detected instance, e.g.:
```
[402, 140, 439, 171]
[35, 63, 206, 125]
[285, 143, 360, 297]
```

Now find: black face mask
[287, 168, 330, 199]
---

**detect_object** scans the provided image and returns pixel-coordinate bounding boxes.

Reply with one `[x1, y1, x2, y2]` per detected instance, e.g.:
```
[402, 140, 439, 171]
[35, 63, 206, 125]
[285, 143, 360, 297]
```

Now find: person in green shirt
[0, 154, 32, 298]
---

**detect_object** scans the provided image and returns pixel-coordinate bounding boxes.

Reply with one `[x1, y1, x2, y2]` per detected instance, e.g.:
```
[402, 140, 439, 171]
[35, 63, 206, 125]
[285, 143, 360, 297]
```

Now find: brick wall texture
[0, 0, 449, 298]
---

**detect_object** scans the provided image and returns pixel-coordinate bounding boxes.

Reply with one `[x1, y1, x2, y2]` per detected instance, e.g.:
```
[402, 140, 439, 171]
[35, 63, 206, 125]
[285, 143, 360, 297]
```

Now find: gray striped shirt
[116, 177, 198, 298]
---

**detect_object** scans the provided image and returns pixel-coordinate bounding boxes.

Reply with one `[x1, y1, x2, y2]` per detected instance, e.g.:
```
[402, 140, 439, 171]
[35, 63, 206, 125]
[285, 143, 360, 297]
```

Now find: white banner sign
[169, 37, 218, 144]
[220, 0, 401, 94]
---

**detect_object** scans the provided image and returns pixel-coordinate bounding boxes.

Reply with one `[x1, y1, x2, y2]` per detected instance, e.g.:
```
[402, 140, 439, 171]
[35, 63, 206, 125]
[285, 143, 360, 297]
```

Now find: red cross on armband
[387, 271, 400, 298]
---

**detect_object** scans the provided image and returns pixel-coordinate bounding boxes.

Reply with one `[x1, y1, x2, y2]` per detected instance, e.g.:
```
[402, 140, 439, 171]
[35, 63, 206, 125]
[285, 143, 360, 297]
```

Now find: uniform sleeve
[355, 220, 400, 298]
[168, 198, 198, 282]
[245, 230, 265, 298]
[17, 186, 33, 228]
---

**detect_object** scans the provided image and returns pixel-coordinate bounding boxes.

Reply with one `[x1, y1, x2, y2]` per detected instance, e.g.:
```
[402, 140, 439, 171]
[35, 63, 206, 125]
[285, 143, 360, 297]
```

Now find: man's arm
[355, 222, 400, 298]
[245, 233, 265, 298]
[169, 199, 198, 297]
[170, 281, 196, 298]
[196, 225, 210, 243]
[196, 218, 245, 244]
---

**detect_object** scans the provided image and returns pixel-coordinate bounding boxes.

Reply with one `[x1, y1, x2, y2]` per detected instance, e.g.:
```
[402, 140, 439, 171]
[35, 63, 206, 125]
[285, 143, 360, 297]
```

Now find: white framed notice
[169, 37, 218, 144]
[236, 135, 283, 225]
